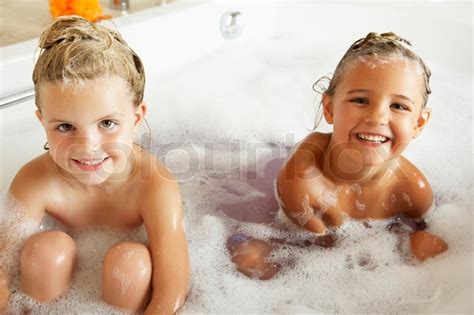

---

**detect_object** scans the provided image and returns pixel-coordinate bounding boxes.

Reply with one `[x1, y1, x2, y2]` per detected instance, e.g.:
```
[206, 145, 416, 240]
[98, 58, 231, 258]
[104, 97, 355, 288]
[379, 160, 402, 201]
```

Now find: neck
[323, 140, 398, 186]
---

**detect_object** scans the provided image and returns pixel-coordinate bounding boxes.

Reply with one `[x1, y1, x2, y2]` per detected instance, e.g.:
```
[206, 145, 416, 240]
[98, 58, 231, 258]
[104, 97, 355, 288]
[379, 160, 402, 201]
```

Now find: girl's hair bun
[33, 15, 145, 107]
[39, 16, 102, 49]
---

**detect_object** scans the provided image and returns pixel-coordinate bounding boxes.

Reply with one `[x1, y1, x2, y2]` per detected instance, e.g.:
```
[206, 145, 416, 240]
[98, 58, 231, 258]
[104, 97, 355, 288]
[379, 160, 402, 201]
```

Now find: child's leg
[102, 241, 152, 311]
[20, 230, 77, 302]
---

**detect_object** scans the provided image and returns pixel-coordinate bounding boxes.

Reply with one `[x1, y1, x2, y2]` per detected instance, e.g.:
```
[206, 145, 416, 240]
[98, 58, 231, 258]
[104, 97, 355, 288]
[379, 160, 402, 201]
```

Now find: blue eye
[351, 97, 368, 105]
[100, 120, 117, 129]
[57, 123, 74, 132]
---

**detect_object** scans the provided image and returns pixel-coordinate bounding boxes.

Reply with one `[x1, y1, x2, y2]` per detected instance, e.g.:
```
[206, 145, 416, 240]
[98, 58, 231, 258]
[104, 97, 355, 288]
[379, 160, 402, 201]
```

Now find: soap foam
[1, 191, 147, 314]
[172, 142, 471, 314]
[1, 17, 473, 315]
[149, 31, 472, 313]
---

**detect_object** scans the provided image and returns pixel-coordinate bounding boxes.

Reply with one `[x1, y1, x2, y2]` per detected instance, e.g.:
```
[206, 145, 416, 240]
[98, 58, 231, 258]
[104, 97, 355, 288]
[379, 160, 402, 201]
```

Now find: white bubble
[3, 14, 472, 314]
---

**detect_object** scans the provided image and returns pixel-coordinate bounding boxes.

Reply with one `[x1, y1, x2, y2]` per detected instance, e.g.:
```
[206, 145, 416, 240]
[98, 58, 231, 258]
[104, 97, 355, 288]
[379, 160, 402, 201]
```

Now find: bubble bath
[0, 1, 472, 314]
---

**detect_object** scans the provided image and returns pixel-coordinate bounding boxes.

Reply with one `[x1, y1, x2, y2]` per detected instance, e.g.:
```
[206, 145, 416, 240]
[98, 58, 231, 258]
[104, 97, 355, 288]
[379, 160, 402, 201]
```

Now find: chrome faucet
[109, 0, 129, 10]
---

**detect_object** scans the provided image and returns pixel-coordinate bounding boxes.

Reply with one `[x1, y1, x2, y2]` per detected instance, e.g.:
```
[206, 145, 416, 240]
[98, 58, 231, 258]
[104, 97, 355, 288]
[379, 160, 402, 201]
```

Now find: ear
[322, 93, 334, 124]
[133, 101, 147, 128]
[413, 107, 431, 138]
[35, 109, 44, 125]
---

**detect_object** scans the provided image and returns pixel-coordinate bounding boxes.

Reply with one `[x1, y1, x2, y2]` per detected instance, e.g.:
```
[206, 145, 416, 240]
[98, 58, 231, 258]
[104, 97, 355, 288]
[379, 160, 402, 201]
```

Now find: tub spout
[109, 0, 129, 10]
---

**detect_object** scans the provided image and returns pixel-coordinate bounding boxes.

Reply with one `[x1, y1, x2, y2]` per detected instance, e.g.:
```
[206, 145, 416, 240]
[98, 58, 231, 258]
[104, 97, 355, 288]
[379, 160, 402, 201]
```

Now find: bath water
[1, 29, 472, 314]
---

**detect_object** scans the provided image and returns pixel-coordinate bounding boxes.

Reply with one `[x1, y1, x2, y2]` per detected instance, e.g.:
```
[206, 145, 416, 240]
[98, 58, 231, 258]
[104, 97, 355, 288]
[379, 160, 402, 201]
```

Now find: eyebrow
[392, 94, 415, 105]
[346, 89, 415, 105]
[48, 118, 71, 124]
[48, 112, 124, 124]
[347, 89, 369, 95]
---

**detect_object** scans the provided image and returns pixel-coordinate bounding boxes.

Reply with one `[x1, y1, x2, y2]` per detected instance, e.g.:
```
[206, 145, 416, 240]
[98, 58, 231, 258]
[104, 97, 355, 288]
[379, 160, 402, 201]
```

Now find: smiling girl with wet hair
[226, 32, 447, 281]
[276, 31, 447, 260]
[1, 15, 189, 314]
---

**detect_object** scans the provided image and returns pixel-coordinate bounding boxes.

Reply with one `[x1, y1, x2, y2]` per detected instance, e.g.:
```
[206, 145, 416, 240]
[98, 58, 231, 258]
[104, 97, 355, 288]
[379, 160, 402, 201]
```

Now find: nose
[75, 130, 101, 153]
[364, 104, 389, 126]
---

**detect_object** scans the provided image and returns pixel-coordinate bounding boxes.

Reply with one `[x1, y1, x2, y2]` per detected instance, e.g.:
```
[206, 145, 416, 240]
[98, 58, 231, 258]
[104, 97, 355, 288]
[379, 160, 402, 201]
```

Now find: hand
[284, 205, 343, 234]
[301, 215, 328, 234]
[410, 231, 448, 261]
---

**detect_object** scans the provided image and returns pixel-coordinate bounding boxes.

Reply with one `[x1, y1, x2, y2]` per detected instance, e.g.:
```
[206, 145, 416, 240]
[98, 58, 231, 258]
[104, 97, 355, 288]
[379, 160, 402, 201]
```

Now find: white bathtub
[1, 0, 472, 313]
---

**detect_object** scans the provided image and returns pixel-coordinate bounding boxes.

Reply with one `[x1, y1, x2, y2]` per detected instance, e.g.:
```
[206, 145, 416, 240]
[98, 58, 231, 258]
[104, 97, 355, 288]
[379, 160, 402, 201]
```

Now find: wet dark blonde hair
[32, 15, 145, 107]
[313, 32, 431, 129]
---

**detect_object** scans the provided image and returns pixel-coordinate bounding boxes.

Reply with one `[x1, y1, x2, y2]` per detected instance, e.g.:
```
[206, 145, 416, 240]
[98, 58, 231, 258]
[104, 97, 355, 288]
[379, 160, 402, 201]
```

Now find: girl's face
[36, 76, 146, 186]
[323, 57, 431, 173]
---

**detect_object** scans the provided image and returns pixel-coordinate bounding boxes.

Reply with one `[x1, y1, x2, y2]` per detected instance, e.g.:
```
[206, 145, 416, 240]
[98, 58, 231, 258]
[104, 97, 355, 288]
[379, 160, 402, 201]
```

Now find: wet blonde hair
[313, 32, 431, 129]
[32, 15, 145, 107]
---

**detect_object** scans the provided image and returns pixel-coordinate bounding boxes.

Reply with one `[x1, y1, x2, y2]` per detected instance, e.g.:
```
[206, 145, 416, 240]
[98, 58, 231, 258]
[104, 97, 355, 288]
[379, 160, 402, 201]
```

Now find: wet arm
[399, 177, 449, 260]
[276, 178, 328, 233]
[276, 137, 329, 234]
[0, 258, 9, 311]
[402, 174, 434, 218]
[140, 179, 190, 315]
[0, 163, 47, 310]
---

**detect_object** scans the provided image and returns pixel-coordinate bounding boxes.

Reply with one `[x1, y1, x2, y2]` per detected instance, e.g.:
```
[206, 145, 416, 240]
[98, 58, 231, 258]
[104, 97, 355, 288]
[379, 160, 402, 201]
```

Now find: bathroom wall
[0, 0, 172, 47]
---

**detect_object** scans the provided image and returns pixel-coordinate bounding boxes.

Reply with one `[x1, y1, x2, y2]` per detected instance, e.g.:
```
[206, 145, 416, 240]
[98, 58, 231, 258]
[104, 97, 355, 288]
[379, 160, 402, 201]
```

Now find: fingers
[282, 206, 329, 234]
[323, 207, 343, 227]
[303, 216, 327, 234]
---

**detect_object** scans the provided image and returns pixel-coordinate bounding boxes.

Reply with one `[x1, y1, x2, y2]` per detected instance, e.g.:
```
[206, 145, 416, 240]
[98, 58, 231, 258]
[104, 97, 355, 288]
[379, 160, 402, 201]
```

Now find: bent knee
[103, 242, 151, 271]
[20, 230, 77, 302]
[102, 242, 152, 311]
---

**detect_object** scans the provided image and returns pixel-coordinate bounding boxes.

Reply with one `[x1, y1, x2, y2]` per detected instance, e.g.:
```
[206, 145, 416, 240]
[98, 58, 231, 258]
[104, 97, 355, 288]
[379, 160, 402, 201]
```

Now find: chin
[358, 152, 387, 168]
[73, 172, 111, 186]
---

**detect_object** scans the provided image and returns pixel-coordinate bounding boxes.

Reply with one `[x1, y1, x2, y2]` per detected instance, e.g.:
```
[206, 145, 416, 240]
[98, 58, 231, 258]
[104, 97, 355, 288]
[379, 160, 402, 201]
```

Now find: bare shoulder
[136, 149, 182, 218]
[278, 132, 330, 185]
[137, 148, 179, 190]
[296, 132, 331, 156]
[283, 132, 329, 170]
[393, 156, 434, 218]
[276, 132, 330, 211]
[8, 153, 59, 220]
[297, 131, 330, 164]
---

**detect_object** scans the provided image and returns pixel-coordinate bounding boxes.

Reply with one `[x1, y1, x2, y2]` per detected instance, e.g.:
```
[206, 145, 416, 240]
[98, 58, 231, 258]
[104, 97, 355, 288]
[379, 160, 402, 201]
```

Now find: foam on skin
[295, 194, 314, 224]
[1, 25, 472, 314]
[1, 194, 147, 314]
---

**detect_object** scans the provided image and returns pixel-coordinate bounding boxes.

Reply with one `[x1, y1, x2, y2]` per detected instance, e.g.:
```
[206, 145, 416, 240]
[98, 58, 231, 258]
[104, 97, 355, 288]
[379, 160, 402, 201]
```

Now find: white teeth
[357, 133, 388, 143]
[78, 158, 105, 166]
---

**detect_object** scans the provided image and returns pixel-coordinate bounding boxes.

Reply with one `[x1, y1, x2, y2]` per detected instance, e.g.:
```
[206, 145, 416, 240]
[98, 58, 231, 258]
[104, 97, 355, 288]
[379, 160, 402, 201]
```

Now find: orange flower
[49, 0, 111, 22]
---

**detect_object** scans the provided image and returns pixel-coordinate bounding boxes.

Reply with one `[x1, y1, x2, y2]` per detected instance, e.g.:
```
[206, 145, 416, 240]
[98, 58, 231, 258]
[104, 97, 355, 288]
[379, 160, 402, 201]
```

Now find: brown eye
[100, 120, 116, 129]
[391, 103, 408, 111]
[57, 123, 74, 132]
[351, 97, 368, 105]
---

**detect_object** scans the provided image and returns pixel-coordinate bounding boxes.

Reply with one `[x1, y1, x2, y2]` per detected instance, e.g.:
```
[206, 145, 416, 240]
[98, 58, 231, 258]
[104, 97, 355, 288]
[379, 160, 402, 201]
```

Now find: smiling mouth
[72, 157, 110, 171]
[356, 133, 390, 144]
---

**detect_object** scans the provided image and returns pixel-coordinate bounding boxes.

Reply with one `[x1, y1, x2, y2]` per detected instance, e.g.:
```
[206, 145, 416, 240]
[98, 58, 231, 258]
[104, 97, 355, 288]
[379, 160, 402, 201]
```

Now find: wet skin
[227, 234, 280, 280]
[2, 77, 190, 314]
[277, 59, 434, 232]
[226, 59, 447, 277]
[224, 157, 337, 280]
[275, 58, 447, 261]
